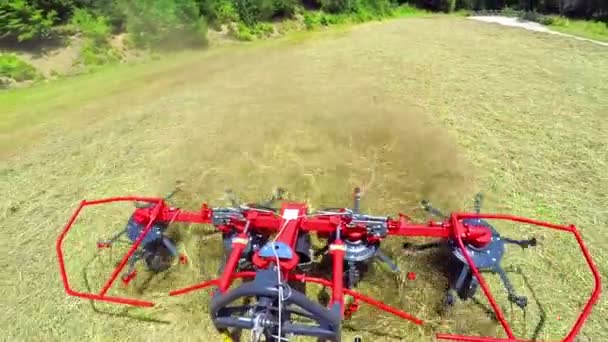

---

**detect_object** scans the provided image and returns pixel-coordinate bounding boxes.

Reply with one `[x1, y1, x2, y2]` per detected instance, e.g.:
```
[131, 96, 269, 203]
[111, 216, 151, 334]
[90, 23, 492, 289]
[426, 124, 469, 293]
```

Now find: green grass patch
[0, 53, 41, 82]
[545, 16, 608, 42]
[302, 4, 431, 30]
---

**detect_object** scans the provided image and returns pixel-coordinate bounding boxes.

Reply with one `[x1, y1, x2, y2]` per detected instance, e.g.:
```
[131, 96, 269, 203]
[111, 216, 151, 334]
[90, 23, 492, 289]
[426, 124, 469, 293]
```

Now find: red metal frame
[436, 213, 602, 342]
[56, 197, 165, 307]
[56, 197, 602, 342]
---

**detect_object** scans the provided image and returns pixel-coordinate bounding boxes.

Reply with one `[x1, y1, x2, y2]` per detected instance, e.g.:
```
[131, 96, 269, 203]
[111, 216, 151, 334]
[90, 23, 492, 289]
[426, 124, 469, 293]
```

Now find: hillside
[1, 15, 606, 342]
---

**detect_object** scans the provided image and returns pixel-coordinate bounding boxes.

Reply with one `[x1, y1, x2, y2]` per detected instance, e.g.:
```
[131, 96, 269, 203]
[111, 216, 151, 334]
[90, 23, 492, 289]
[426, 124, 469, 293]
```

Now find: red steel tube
[169, 272, 256, 296]
[98, 200, 163, 296]
[562, 227, 602, 342]
[330, 240, 346, 314]
[217, 233, 249, 292]
[291, 275, 423, 325]
[450, 214, 515, 339]
[57, 196, 601, 342]
[436, 213, 603, 342]
[389, 225, 450, 237]
[453, 213, 574, 232]
[56, 197, 166, 307]
[436, 335, 529, 342]
[56, 200, 87, 300]
[65, 291, 154, 307]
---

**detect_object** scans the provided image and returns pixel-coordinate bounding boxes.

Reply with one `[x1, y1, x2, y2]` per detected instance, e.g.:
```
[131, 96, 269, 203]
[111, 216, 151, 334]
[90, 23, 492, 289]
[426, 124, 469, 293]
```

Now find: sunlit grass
[1, 16, 606, 342]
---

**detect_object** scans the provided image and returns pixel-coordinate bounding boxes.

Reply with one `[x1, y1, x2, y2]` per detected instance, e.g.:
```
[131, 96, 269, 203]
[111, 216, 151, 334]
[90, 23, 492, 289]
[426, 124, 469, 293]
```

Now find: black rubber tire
[210, 282, 341, 342]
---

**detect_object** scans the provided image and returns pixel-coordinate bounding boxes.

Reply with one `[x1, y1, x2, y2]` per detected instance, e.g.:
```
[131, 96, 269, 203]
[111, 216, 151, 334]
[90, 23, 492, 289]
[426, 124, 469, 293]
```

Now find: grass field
[1, 16, 606, 342]
[547, 17, 608, 43]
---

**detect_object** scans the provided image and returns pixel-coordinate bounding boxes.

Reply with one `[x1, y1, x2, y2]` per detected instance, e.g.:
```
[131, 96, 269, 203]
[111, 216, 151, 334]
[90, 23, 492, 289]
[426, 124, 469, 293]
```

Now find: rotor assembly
[56, 186, 601, 342]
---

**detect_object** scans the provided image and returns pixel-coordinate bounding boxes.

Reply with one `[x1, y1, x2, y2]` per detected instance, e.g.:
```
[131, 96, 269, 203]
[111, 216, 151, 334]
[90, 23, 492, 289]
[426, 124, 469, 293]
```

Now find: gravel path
[469, 16, 608, 47]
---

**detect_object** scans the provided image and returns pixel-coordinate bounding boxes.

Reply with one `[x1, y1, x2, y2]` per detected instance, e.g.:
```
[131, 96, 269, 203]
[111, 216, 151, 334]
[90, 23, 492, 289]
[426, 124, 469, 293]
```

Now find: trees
[1, 0, 605, 46]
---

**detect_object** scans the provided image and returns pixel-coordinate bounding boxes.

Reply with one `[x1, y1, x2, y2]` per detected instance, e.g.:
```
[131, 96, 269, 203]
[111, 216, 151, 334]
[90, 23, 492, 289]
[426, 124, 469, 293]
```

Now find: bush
[319, 0, 354, 13]
[75, 0, 126, 31]
[273, 0, 299, 17]
[228, 21, 275, 40]
[0, 54, 41, 81]
[79, 39, 120, 67]
[229, 21, 255, 39]
[216, 0, 241, 22]
[233, 0, 279, 26]
[120, 0, 208, 49]
[358, 0, 393, 15]
[303, 11, 321, 29]
[198, 0, 240, 25]
[70, 8, 111, 43]
[0, 0, 57, 42]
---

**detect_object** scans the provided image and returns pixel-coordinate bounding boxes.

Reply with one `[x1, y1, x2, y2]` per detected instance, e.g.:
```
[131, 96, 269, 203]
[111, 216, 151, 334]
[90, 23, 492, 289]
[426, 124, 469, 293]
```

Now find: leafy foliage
[120, 0, 208, 49]
[69, 9, 120, 68]
[198, 0, 240, 24]
[319, 0, 355, 13]
[2, 0, 607, 46]
[79, 39, 120, 67]
[0, 0, 57, 42]
[0, 53, 41, 81]
[70, 8, 111, 43]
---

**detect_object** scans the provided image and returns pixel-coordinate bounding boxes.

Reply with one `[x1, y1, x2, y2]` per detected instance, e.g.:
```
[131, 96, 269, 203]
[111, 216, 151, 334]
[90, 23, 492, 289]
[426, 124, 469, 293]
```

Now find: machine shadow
[423, 246, 546, 340]
[81, 250, 172, 324]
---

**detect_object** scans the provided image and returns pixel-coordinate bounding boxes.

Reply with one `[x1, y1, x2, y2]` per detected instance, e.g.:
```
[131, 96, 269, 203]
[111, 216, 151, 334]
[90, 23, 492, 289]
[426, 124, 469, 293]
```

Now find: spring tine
[421, 200, 447, 219]
[474, 193, 484, 213]
[376, 249, 400, 273]
[225, 189, 240, 207]
[275, 187, 286, 200]
[353, 187, 361, 214]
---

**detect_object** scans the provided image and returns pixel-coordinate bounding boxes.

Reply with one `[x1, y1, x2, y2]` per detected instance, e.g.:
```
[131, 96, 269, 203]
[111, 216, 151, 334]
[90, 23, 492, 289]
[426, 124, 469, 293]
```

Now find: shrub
[216, 0, 241, 22]
[356, 0, 393, 15]
[273, 0, 299, 17]
[303, 11, 320, 29]
[76, 0, 127, 31]
[70, 8, 111, 43]
[229, 21, 255, 39]
[0, 53, 41, 81]
[198, 0, 240, 25]
[228, 21, 276, 40]
[252, 21, 275, 36]
[79, 39, 120, 67]
[0, 0, 57, 42]
[120, 0, 208, 49]
[233, 0, 278, 26]
[319, 0, 354, 13]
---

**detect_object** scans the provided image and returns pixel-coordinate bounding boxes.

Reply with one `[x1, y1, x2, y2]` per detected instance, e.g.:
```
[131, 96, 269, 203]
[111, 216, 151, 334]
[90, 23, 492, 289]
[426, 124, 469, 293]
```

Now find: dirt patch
[13, 35, 85, 78]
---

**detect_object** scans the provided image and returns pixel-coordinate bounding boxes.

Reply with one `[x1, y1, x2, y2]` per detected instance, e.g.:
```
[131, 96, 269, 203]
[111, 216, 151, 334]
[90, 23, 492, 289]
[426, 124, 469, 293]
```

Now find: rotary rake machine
[56, 187, 601, 342]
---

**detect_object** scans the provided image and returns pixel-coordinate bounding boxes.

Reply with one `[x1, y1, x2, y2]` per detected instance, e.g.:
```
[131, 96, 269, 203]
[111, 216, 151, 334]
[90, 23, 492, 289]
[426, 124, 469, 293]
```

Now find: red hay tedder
[56, 187, 601, 342]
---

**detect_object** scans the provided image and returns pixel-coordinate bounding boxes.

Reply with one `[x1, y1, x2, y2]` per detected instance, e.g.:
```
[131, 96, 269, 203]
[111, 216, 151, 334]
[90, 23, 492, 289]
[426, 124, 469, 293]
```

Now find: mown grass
[1, 16, 606, 342]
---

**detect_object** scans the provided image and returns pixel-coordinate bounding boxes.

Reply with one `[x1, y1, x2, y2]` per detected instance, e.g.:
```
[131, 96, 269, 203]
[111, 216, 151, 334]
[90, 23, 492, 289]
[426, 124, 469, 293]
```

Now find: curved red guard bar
[56, 196, 166, 307]
[56, 198, 602, 342]
[436, 213, 602, 342]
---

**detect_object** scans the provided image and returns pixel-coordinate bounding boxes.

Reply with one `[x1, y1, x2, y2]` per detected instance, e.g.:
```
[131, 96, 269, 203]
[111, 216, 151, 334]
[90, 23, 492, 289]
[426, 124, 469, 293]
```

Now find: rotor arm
[386, 215, 493, 248]
[503, 237, 537, 249]
[494, 265, 528, 310]
[131, 202, 214, 225]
